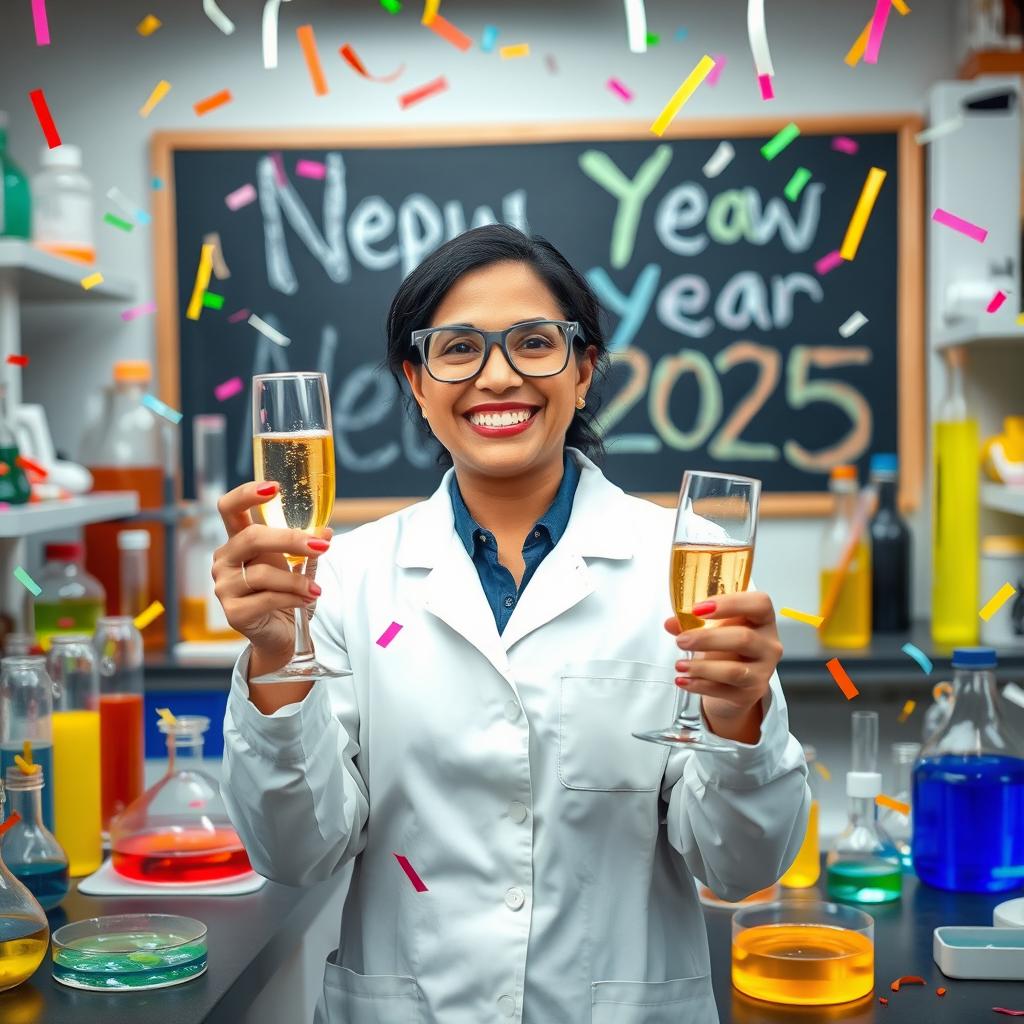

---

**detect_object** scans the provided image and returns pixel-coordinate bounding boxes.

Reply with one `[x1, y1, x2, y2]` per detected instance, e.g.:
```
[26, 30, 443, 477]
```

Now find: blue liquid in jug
[0, 743, 54, 832]
[12, 861, 69, 911]
[913, 754, 1024, 893]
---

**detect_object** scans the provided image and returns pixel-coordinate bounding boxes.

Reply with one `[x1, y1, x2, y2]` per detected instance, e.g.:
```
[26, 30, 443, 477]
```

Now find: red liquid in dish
[112, 828, 251, 883]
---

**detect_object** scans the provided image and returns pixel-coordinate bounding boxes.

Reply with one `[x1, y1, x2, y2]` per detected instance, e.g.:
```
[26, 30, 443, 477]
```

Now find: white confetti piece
[838, 311, 869, 338]
[262, 0, 294, 68]
[203, 0, 235, 34]
[702, 141, 735, 179]
[624, 0, 648, 53]
[248, 314, 291, 347]
[915, 115, 965, 146]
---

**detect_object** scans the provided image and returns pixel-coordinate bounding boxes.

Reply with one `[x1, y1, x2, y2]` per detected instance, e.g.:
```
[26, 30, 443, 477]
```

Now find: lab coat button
[508, 801, 528, 824]
[505, 886, 525, 910]
[497, 994, 516, 1017]
[504, 700, 521, 722]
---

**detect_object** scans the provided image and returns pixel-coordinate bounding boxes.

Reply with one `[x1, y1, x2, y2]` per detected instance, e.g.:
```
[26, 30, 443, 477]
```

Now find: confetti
[1003, 682, 1024, 711]
[194, 89, 233, 116]
[890, 976, 925, 993]
[813, 761, 831, 782]
[876, 794, 910, 816]
[338, 44, 405, 82]
[156, 707, 178, 727]
[607, 78, 634, 102]
[215, 376, 244, 401]
[120, 301, 156, 321]
[757, 74, 774, 100]
[227, 307, 251, 323]
[5, 355, 29, 366]
[14, 567, 41, 597]
[151, 177, 164, 189]
[500, 43, 530, 59]
[993, 1008, 1024, 1016]
[421, 0, 440, 22]
[296, 159, 327, 179]
[650, 55, 716, 136]
[104, 212, 134, 233]
[864, 0, 893, 63]
[700, 55, 727, 88]
[225, 183, 257, 211]
[137, 14, 161, 36]
[878, 997, 888, 1006]
[399, 75, 448, 109]
[761, 122, 800, 161]
[297, 24, 329, 95]
[202, 292, 225, 310]
[980, 582, 1017, 621]
[139, 79, 171, 118]
[937, 988, 947, 997]
[675, 27, 688, 41]
[141, 394, 183, 424]
[481, 25, 499, 52]
[16, 455, 47, 479]
[380, 0, 401, 11]
[702, 141, 735, 178]
[901, 643, 932, 674]
[0, 812, 23, 840]
[31, 0, 50, 46]
[838, 311, 868, 337]
[646, 32, 660, 46]
[202, 231, 230, 279]
[107, 186, 150, 226]
[814, 250, 843, 275]
[898, 698, 917, 722]
[747, 0, 774, 85]
[826, 657, 859, 700]
[915, 115, 964, 145]
[840, 167, 887, 260]
[134, 600, 165, 631]
[624, 0, 648, 53]
[932, 207, 988, 243]
[186, 243, 215, 320]
[987, 290, 1008, 313]
[28, 88, 61, 148]
[14, 755, 39, 775]
[832, 135, 859, 154]
[428, 14, 473, 51]
[376, 621, 404, 647]
[784, 167, 812, 202]
[845, 0, 911, 66]
[780, 607, 824, 627]
[248, 314, 291, 347]
[203, 0, 235, 35]
[393, 852, 428, 891]
[262, 0, 294, 69]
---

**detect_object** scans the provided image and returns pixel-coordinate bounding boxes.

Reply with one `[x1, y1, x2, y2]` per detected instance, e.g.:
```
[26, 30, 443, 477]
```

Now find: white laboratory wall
[0, 0, 959, 614]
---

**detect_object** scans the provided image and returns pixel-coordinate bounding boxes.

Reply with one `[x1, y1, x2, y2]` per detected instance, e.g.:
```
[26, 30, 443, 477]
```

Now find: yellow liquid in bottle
[52, 710, 102, 876]
[179, 596, 241, 642]
[819, 541, 871, 648]
[0, 920, 48, 992]
[732, 923, 874, 1005]
[932, 419, 980, 646]
[780, 800, 820, 888]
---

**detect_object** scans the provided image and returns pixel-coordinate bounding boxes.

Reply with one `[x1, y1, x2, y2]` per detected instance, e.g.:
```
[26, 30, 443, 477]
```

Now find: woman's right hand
[213, 481, 332, 661]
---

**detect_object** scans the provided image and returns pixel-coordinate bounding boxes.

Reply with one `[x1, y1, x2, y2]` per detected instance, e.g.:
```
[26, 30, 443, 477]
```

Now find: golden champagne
[670, 543, 753, 629]
[254, 431, 335, 564]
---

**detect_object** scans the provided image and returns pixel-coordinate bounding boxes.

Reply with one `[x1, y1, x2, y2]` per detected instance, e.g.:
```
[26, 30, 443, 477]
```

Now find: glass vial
[0, 657, 54, 832]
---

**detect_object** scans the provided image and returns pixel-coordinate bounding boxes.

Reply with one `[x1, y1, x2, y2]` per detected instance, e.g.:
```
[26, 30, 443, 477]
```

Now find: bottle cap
[44, 542, 83, 562]
[830, 465, 858, 482]
[113, 360, 152, 383]
[40, 143, 81, 168]
[117, 529, 151, 551]
[846, 771, 882, 798]
[869, 453, 898, 476]
[951, 647, 998, 670]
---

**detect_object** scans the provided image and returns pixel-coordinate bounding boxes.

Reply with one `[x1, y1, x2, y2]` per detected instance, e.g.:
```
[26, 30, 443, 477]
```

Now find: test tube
[851, 711, 879, 774]
[193, 415, 227, 510]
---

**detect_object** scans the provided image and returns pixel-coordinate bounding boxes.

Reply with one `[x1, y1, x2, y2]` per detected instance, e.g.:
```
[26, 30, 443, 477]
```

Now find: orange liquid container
[111, 829, 250, 883]
[99, 693, 144, 828]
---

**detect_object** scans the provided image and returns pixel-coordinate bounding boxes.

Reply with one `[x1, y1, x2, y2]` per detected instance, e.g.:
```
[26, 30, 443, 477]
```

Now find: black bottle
[869, 453, 910, 632]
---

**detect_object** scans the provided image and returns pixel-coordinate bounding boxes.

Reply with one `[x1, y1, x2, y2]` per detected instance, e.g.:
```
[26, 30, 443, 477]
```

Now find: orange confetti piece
[890, 976, 926, 992]
[193, 89, 233, 116]
[826, 657, 859, 700]
[0, 812, 23, 839]
[936, 988, 947, 997]
[6, 354, 29, 366]
[876, 793, 910, 816]
[427, 13, 472, 51]
[0, 463, 8, 476]
[398, 75, 448, 109]
[813, 761, 832, 782]
[898, 699, 916, 723]
[16, 455, 47, 479]
[297, 24, 329, 95]
[878, 996, 888, 1006]
[338, 43, 405, 82]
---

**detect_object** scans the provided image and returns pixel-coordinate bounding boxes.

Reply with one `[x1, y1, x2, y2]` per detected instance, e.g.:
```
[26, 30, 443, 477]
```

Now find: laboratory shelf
[933, 320, 1024, 350]
[982, 481, 1024, 517]
[0, 492, 139, 537]
[0, 239, 134, 303]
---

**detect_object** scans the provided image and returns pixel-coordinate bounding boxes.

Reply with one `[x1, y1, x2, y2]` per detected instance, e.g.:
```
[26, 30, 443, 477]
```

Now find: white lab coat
[221, 447, 810, 1024]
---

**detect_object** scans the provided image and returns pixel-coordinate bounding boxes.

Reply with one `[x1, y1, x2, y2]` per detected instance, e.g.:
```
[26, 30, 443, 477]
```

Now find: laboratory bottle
[30, 542, 106, 651]
[2, 634, 34, 657]
[878, 742, 920, 873]
[826, 711, 901, 904]
[83, 361, 167, 651]
[0, 385, 30, 507]
[819, 466, 872, 649]
[110, 715, 252, 883]
[47, 635, 102, 876]
[0, 657, 53, 831]
[0, 780, 49, 993]
[868, 454, 910, 633]
[93, 616, 145, 829]
[913, 647, 1024, 892]
[923, 681, 954, 742]
[1, 766, 68, 910]
[0, 112, 31, 240]
[932, 347, 980, 647]
[118, 529, 150, 618]
[780, 744, 820, 888]
[30, 143, 95, 264]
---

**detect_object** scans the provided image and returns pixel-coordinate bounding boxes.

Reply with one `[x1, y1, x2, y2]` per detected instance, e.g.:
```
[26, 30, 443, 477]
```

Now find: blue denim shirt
[449, 451, 581, 635]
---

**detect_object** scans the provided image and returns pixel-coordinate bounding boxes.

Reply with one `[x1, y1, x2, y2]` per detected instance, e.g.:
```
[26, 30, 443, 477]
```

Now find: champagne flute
[250, 372, 339, 684]
[633, 471, 761, 751]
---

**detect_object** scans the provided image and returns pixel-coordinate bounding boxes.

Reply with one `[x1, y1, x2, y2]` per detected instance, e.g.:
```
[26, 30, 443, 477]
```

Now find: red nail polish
[675, 677, 690, 688]
[692, 600, 716, 617]
[308, 538, 330, 553]
[308, 582, 322, 597]
[256, 483, 277, 496]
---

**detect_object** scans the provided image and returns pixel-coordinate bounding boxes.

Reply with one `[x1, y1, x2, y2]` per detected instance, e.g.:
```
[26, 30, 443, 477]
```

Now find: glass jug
[1, 766, 68, 909]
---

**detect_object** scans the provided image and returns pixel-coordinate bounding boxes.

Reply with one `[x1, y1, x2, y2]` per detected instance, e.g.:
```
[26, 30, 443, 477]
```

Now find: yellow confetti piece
[185, 244, 215, 321]
[137, 14, 162, 36]
[650, 54, 716, 137]
[898, 699, 916, 723]
[780, 607, 824, 628]
[813, 761, 831, 782]
[156, 706, 178, 727]
[876, 793, 910, 816]
[14, 755, 39, 776]
[80, 272, 104, 290]
[499, 43, 530, 59]
[421, 0, 440, 23]
[845, 0, 911, 66]
[22, 741, 32, 765]
[840, 167, 887, 261]
[134, 599, 165, 631]
[139, 79, 172, 118]
[980, 582, 1017, 621]
[1017, 312, 1024, 326]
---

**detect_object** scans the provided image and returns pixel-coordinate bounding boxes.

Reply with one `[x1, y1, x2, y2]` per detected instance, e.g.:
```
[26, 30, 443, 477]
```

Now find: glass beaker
[0, 657, 54, 831]
[2, 766, 68, 910]
[879, 742, 920, 873]
[780, 744, 821, 889]
[110, 715, 252, 883]
[913, 647, 1024, 892]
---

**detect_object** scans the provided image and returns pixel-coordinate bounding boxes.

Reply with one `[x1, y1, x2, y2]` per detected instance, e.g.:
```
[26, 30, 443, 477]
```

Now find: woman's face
[402, 261, 597, 480]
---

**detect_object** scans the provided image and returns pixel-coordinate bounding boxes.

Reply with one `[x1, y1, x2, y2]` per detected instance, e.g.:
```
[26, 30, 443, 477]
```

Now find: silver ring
[240, 561, 255, 593]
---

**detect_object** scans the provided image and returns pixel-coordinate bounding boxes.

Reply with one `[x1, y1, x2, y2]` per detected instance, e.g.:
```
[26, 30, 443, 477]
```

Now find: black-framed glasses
[410, 319, 582, 383]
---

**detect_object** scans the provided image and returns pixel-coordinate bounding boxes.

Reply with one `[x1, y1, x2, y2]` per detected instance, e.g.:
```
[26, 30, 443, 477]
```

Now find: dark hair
[384, 224, 610, 469]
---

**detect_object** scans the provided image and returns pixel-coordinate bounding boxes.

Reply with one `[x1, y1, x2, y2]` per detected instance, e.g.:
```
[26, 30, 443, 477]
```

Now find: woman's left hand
[662, 592, 783, 744]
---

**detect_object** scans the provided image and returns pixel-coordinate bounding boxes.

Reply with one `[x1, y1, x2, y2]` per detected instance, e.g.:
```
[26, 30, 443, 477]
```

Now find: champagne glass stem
[290, 559, 315, 663]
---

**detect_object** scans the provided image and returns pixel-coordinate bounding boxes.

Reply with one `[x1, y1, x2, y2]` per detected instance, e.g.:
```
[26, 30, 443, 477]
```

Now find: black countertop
[0, 871, 346, 1024]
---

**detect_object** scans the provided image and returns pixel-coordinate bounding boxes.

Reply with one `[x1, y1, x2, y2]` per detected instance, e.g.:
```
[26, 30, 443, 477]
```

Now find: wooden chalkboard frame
[151, 115, 924, 521]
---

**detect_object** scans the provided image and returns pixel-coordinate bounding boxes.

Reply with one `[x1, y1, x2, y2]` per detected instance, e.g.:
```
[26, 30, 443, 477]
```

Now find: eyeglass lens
[424, 322, 569, 381]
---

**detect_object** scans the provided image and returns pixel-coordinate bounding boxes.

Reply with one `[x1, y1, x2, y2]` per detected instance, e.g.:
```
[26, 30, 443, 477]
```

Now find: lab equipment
[879, 742, 920, 873]
[117, 529, 150, 618]
[0, 386, 30, 507]
[1, 766, 68, 910]
[819, 466, 871, 649]
[0, 657, 53, 831]
[780, 744, 821, 889]
[30, 143, 95, 264]
[868, 454, 910, 633]
[0, 112, 31, 240]
[933, 927, 1024, 980]
[30, 543, 105, 651]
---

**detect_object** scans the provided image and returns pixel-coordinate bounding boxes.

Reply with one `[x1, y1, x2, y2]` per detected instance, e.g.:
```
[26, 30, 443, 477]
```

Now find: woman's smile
[462, 402, 541, 437]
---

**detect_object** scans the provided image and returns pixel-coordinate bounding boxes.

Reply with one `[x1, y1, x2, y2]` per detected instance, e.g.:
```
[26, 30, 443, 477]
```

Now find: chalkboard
[152, 118, 923, 518]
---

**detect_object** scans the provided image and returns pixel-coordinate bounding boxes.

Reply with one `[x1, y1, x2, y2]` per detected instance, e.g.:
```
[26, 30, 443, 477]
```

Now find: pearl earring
[576, 395, 586, 409]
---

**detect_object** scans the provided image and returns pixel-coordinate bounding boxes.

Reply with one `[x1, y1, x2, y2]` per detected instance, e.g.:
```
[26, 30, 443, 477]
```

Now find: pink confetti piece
[227, 307, 251, 323]
[215, 376, 244, 401]
[757, 73, 774, 100]
[295, 159, 327, 179]
[270, 151, 286, 185]
[987, 290, 1008, 313]
[376, 621, 403, 648]
[225, 183, 257, 211]
[31, 0, 50, 45]
[814, 250, 844, 275]
[932, 207, 989, 243]
[121, 301, 157, 321]
[393, 853, 428, 892]
[993, 1011, 1024, 1018]
[606, 77, 634, 102]
[832, 135, 859, 154]
[705, 54, 726, 86]
[864, 0, 893, 64]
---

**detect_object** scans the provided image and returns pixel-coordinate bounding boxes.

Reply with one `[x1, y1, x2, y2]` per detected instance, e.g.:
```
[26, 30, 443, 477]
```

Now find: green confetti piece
[761, 122, 801, 161]
[646, 32, 660, 46]
[14, 566, 41, 596]
[103, 212, 134, 232]
[784, 167, 813, 202]
[379, 0, 401, 11]
[202, 291, 225, 309]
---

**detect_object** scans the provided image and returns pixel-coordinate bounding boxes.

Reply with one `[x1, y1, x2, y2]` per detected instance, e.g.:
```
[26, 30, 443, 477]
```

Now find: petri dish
[51, 913, 207, 991]
[732, 901, 874, 1006]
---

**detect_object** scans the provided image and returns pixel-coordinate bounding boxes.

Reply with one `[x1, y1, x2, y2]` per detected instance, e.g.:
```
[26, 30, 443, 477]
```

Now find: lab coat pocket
[591, 973, 718, 1024]
[559, 660, 676, 792]
[317, 958, 424, 1024]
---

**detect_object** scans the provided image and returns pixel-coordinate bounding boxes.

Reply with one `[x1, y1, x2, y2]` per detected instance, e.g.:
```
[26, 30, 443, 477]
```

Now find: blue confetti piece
[141, 393, 183, 424]
[481, 25, 499, 53]
[14, 566, 41, 596]
[134, 209, 152, 226]
[151, 177, 164, 190]
[901, 642, 933, 675]
[675, 27, 688, 41]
